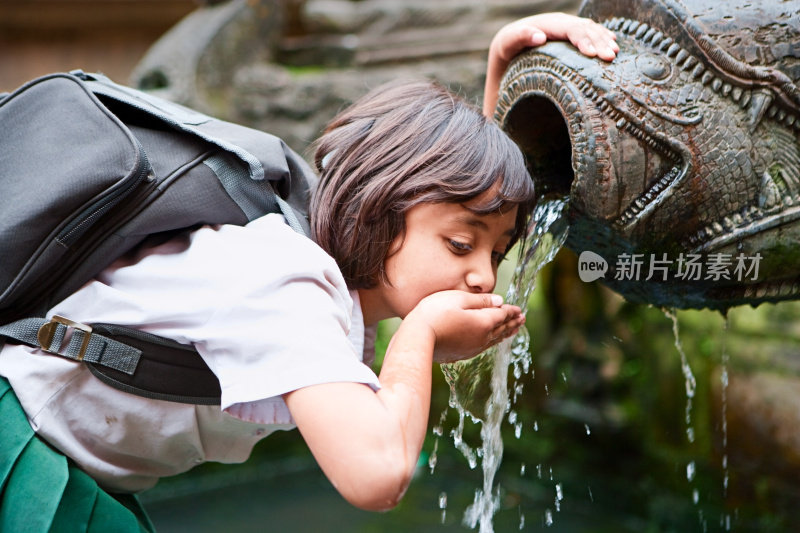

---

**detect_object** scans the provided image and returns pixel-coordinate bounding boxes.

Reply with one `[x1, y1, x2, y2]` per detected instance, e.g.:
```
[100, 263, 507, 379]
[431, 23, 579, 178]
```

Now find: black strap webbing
[0, 318, 221, 405]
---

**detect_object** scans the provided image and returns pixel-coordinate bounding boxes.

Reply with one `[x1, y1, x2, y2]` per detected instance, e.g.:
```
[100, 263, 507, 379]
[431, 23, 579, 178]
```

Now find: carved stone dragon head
[496, 0, 800, 310]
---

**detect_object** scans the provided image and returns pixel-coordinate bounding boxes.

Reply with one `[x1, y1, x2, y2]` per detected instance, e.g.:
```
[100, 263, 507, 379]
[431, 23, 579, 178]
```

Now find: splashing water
[720, 314, 732, 530]
[441, 196, 570, 532]
[664, 309, 697, 444]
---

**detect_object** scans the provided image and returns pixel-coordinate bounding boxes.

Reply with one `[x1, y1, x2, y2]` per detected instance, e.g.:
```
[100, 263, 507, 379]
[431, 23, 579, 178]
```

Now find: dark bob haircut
[310, 79, 535, 290]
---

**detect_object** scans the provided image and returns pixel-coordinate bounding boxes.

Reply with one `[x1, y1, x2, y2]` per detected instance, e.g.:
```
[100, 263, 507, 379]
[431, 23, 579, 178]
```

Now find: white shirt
[0, 214, 380, 492]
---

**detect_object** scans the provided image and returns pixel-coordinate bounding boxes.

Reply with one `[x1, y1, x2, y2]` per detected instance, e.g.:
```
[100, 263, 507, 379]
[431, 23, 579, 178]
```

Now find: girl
[0, 13, 616, 531]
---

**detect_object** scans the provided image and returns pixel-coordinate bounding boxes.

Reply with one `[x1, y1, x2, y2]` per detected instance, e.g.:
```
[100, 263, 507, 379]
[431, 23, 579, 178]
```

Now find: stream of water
[438, 195, 570, 532]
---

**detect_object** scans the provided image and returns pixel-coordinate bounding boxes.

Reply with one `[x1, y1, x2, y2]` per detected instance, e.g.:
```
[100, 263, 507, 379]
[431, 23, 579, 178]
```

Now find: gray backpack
[0, 71, 317, 404]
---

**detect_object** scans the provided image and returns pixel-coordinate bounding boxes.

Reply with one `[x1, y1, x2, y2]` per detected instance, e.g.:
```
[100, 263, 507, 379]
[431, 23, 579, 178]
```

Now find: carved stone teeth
[646, 29, 661, 43]
[616, 118, 627, 128]
[768, 106, 778, 117]
[667, 43, 681, 57]
[739, 91, 751, 108]
[682, 56, 697, 70]
[731, 87, 742, 101]
[607, 18, 623, 30]
[659, 37, 673, 51]
[675, 49, 689, 64]
[732, 213, 743, 225]
[712, 78, 723, 91]
[628, 21, 641, 34]
[635, 24, 650, 39]
[635, 198, 647, 209]
[786, 115, 796, 126]
[778, 110, 787, 121]
[621, 20, 633, 33]
[566, 102, 578, 114]
[701, 72, 714, 85]
[722, 83, 732, 96]
[691, 64, 705, 78]
[722, 217, 733, 230]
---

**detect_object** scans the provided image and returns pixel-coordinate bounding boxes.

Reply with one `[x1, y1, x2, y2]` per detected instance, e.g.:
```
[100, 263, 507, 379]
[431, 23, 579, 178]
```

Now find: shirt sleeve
[72, 214, 380, 425]
[177, 216, 381, 420]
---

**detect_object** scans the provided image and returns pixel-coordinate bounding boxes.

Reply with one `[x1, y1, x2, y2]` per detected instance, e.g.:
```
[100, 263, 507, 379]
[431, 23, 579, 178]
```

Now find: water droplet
[693, 488, 699, 504]
[584, 424, 591, 435]
[438, 492, 447, 509]
[520, 463, 526, 476]
[533, 420, 539, 431]
[544, 509, 554, 526]
[436, 197, 570, 533]
[687, 461, 696, 482]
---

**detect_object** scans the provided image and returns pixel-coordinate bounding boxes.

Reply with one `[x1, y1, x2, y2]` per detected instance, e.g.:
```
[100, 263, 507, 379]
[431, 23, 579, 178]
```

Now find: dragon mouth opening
[503, 95, 574, 197]
[496, 47, 687, 234]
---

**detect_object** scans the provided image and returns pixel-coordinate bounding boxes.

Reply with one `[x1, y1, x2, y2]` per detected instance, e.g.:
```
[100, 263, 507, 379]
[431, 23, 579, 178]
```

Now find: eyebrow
[454, 213, 516, 237]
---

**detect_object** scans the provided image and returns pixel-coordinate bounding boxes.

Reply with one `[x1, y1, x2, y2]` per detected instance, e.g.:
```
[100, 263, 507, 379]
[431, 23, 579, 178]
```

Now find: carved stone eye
[636, 53, 672, 81]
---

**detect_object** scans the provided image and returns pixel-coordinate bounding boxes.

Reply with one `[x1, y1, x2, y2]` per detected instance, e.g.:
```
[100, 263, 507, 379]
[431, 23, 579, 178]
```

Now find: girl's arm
[483, 13, 619, 116]
[283, 291, 524, 511]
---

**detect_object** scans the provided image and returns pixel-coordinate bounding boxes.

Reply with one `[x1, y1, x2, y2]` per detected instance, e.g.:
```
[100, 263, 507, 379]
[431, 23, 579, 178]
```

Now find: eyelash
[448, 239, 472, 254]
[448, 240, 506, 264]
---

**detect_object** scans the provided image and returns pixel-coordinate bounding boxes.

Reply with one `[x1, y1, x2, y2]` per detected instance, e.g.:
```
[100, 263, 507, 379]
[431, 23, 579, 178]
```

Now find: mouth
[495, 42, 687, 241]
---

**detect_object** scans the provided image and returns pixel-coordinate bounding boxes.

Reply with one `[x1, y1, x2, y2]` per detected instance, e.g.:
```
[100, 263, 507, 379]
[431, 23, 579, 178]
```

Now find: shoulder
[109, 214, 346, 299]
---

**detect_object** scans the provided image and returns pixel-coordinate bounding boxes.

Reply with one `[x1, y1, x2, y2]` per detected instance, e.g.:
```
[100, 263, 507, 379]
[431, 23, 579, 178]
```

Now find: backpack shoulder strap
[0, 317, 221, 405]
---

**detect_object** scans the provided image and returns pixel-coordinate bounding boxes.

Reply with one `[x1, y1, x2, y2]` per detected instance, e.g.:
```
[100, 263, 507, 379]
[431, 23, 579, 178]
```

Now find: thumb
[461, 293, 504, 310]
[529, 27, 547, 46]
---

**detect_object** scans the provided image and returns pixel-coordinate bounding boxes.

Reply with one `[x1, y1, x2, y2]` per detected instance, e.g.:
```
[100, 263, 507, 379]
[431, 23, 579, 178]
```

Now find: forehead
[407, 201, 518, 236]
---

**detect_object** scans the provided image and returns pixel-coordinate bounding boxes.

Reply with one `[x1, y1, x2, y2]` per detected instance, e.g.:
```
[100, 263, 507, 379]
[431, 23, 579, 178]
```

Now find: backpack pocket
[0, 73, 153, 314]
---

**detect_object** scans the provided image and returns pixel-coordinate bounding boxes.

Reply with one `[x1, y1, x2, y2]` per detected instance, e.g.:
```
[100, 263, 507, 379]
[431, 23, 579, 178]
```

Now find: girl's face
[359, 196, 518, 325]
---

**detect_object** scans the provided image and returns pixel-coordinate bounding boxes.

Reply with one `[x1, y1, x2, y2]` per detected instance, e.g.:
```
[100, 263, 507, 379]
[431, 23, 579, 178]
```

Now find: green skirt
[0, 377, 155, 533]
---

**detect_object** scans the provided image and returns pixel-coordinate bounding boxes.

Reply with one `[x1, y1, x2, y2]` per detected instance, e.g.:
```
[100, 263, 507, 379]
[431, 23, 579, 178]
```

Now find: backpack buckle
[37, 315, 93, 361]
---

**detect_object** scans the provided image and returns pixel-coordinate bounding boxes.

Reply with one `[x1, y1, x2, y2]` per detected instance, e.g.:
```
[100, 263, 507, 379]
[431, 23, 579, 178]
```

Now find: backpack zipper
[57, 143, 153, 247]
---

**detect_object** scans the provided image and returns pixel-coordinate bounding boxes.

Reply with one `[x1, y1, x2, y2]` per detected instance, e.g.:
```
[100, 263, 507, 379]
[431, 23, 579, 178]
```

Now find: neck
[357, 287, 390, 327]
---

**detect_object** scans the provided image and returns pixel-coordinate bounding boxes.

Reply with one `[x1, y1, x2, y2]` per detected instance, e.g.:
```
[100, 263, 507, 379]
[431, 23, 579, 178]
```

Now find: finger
[499, 24, 547, 61]
[489, 313, 526, 340]
[586, 26, 618, 60]
[459, 292, 505, 310]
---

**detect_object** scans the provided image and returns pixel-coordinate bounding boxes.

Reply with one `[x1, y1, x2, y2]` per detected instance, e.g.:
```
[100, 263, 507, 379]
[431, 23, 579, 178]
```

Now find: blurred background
[0, 0, 196, 90]
[3, 1, 800, 531]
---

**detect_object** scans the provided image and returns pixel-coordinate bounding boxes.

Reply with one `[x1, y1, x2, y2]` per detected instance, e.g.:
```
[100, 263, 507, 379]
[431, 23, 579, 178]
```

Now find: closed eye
[448, 239, 472, 254]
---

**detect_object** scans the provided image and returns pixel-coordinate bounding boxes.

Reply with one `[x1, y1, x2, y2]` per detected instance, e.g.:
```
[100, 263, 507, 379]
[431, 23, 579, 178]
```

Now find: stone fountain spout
[495, 0, 800, 311]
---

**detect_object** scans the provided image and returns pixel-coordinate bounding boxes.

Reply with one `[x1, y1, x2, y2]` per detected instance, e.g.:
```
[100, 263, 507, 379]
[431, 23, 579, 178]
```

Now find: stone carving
[496, 0, 800, 311]
[131, 0, 582, 153]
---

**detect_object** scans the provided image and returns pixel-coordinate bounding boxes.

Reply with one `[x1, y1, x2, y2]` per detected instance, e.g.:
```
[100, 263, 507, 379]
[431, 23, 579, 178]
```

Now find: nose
[465, 254, 497, 294]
